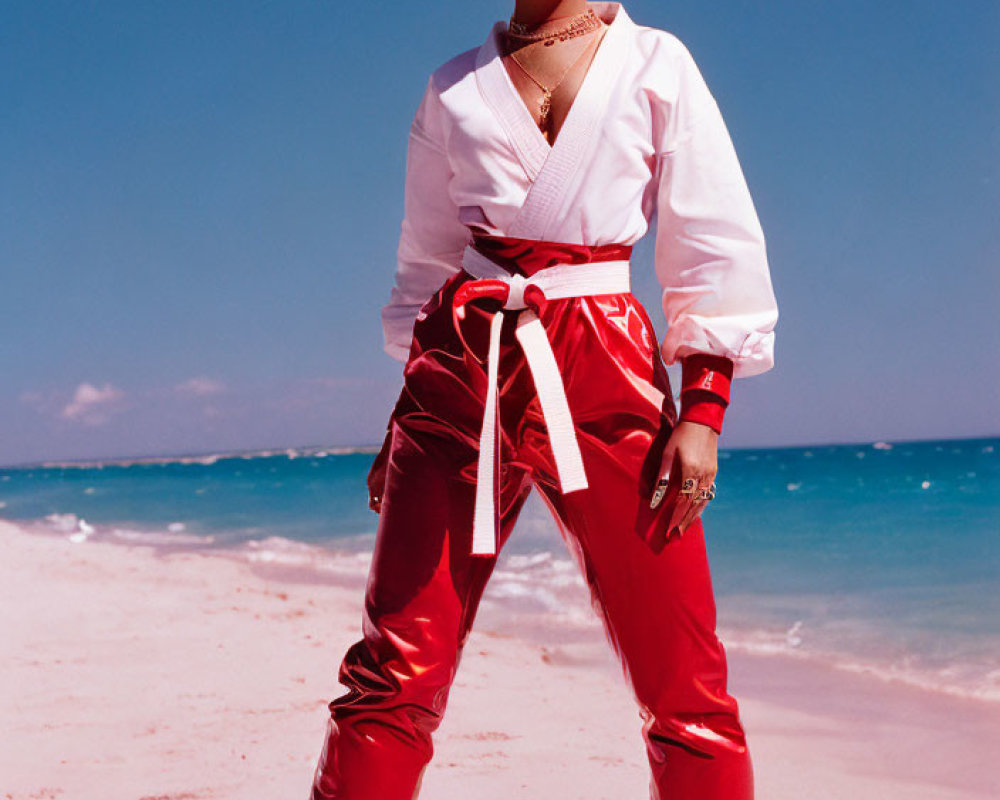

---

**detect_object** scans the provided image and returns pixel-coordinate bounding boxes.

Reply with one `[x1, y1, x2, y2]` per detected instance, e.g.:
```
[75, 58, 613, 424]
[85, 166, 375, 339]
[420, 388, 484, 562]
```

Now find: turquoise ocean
[2, 436, 997, 703]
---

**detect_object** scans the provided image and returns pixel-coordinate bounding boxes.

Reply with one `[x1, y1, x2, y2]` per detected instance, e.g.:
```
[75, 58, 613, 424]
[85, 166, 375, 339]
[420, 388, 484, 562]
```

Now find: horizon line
[2, 431, 998, 471]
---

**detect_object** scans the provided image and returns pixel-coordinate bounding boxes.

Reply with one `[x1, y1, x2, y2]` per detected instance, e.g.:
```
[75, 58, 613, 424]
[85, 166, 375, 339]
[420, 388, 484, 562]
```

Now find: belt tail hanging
[515, 311, 589, 494]
[471, 311, 505, 555]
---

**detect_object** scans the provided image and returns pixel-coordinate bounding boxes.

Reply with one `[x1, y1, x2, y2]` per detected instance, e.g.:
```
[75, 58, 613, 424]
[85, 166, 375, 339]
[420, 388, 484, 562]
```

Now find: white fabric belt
[456, 244, 631, 555]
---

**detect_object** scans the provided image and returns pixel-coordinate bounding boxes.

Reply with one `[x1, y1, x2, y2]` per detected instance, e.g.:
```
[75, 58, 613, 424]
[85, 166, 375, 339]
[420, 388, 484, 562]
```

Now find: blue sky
[2, 0, 997, 466]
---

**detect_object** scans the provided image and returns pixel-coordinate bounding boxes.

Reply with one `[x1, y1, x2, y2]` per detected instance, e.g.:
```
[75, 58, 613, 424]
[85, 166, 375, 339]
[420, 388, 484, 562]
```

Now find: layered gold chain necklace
[504, 7, 604, 135]
[507, 6, 602, 44]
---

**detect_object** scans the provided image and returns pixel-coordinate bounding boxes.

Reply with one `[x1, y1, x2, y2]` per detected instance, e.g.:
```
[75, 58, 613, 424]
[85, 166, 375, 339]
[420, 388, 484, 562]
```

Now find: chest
[499, 30, 607, 147]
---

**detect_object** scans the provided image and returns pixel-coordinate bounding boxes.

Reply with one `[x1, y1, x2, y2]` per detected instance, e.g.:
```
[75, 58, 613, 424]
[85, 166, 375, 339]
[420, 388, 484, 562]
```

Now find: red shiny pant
[310, 241, 753, 799]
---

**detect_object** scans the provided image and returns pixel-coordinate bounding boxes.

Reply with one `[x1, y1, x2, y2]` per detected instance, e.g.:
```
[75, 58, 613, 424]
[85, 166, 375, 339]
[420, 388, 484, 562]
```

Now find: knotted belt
[452, 240, 632, 555]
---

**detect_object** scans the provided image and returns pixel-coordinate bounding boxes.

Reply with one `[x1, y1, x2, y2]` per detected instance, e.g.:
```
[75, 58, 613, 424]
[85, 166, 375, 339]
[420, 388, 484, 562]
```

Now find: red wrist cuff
[679, 392, 727, 434]
[681, 354, 734, 403]
[679, 355, 734, 435]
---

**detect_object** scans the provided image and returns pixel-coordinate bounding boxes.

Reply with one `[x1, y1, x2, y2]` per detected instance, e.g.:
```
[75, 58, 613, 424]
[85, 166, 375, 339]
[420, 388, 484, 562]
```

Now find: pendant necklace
[505, 12, 604, 136]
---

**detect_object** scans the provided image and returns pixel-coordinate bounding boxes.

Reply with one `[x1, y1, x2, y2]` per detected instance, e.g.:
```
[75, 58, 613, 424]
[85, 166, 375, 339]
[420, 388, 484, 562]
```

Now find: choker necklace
[507, 7, 601, 46]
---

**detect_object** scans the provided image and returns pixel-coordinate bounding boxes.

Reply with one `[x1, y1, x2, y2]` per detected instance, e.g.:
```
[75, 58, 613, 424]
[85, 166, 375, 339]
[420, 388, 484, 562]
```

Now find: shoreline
[2, 518, 998, 799]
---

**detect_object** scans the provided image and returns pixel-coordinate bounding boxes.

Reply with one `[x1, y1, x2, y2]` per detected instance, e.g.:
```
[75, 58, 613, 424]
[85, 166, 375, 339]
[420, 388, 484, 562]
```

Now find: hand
[367, 427, 393, 514]
[650, 420, 719, 538]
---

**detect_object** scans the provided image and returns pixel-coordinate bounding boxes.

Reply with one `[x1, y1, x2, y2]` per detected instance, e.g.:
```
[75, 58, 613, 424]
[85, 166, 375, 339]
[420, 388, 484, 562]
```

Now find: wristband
[679, 355, 734, 435]
[680, 354, 734, 404]
[679, 392, 727, 434]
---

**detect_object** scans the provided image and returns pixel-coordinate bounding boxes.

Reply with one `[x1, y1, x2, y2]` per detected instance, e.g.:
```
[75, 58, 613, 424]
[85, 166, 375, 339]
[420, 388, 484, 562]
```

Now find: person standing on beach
[310, 1, 778, 797]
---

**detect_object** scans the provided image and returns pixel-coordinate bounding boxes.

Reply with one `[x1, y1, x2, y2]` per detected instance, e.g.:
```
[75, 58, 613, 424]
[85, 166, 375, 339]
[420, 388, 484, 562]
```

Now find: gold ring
[695, 482, 717, 503]
[679, 477, 697, 495]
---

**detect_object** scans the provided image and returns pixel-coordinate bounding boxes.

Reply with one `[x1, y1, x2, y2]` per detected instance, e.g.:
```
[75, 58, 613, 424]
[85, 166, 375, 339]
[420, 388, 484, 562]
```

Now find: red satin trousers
[309, 239, 753, 799]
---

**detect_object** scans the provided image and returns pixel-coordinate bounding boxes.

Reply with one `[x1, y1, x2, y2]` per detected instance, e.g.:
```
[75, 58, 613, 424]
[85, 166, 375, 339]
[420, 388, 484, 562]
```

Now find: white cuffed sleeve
[652, 39, 778, 378]
[381, 74, 471, 362]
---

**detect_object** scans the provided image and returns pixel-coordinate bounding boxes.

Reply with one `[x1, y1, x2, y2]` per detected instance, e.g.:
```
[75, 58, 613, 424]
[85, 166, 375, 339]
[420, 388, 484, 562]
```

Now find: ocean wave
[20, 512, 219, 547]
[23, 444, 381, 470]
[717, 625, 1000, 704]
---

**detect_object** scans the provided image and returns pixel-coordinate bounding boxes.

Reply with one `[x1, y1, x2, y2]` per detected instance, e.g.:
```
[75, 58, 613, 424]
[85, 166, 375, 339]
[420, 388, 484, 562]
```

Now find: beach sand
[2, 519, 997, 800]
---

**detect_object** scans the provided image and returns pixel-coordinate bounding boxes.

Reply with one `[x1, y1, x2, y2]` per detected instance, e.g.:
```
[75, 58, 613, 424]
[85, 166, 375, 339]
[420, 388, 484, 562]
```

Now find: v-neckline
[496, 16, 613, 153]
[476, 2, 625, 180]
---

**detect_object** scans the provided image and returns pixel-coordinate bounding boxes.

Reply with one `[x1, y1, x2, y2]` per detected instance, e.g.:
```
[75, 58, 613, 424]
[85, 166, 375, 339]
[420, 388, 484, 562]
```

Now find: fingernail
[650, 479, 669, 509]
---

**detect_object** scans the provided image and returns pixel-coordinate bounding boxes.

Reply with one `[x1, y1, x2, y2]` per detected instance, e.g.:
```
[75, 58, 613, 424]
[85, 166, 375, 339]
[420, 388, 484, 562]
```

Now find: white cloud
[175, 376, 226, 397]
[60, 382, 126, 426]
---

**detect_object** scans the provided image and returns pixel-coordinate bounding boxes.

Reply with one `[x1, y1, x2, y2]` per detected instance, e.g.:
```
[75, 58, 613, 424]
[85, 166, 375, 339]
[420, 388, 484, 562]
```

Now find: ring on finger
[695, 481, 717, 503]
[679, 477, 698, 495]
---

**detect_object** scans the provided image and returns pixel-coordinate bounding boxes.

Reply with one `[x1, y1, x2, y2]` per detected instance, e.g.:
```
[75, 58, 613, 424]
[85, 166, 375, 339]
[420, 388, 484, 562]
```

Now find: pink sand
[2, 519, 997, 799]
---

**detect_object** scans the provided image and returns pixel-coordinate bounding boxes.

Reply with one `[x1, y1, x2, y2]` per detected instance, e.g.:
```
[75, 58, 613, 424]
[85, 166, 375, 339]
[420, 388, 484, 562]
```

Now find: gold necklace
[507, 28, 602, 135]
[507, 7, 601, 46]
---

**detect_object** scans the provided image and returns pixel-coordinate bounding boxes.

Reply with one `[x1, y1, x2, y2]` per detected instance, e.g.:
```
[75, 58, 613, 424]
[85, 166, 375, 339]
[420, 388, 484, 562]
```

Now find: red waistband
[471, 234, 633, 277]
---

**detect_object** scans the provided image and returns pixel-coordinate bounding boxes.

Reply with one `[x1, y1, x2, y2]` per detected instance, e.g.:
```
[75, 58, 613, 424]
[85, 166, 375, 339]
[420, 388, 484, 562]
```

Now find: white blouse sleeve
[652, 40, 778, 378]
[381, 74, 471, 362]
